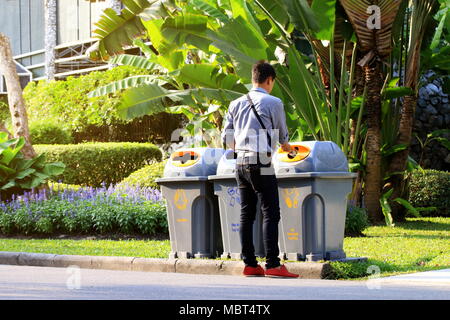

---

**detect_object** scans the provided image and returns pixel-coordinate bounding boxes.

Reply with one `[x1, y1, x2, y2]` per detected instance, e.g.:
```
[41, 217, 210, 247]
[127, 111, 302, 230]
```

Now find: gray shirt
[221, 87, 289, 154]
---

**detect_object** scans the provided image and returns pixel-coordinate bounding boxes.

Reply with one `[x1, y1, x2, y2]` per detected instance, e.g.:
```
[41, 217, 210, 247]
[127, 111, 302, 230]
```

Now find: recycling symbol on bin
[174, 189, 188, 210]
[282, 189, 300, 209]
[227, 187, 240, 207]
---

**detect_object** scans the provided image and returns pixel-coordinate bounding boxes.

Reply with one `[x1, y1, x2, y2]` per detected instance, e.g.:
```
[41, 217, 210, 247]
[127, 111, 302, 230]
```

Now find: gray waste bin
[208, 150, 265, 259]
[273, 141, 357, 262]
[156, 147, 225, 259]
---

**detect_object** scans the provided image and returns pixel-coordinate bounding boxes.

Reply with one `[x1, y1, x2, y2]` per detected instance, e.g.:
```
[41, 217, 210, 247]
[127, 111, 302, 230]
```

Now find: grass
[0, 217, 448, 280]
[0, 237, 171, 259]
[330, 217, 450, 279]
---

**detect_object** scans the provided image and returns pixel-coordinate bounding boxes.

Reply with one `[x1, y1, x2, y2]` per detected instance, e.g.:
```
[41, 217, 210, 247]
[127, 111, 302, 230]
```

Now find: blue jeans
[235, 161, 281, 269]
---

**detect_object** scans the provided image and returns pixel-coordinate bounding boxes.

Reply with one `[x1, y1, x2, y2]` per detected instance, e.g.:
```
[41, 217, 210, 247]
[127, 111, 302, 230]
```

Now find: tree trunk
[44, 0, 57, 80]
[363, 61, 383, 223]
[0, 33, 36, 159]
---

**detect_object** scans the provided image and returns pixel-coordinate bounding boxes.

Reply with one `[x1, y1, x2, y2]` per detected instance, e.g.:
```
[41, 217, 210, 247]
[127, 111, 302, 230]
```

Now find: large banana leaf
[87, 0, 176, 60]
[118, 83, 242, 119]
[311, 0, 337, 40]
[109, 54, 161, 70]
[88, 75, 168, 98]
[175, 64, 247, 92]
[190, 0, 230, 24]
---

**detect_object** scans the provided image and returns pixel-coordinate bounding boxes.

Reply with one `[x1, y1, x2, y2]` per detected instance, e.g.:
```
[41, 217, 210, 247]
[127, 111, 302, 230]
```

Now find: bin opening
[277, 144, 311, 162]
[171, 151, 200, 167]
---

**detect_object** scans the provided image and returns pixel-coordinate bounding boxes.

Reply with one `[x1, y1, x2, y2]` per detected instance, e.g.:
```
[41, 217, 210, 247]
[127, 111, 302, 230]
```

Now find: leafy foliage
[23, 66, 149, 134]
[0, 133, 65, 200]
[408, 169, 450, 217]
[0, 184, 167, 236]
[119, 160, 167, 189]
[29, 120, 73, 145]
[35, 143, 162, 187]
[345, 205, 369, 236]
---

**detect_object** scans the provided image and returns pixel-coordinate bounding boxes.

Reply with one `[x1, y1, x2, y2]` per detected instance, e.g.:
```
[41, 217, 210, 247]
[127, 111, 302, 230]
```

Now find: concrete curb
[0, 251, 344, 279]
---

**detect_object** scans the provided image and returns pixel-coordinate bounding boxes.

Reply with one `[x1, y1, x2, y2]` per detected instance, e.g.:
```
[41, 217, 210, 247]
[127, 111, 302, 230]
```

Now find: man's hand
[281, 142, 292, 152]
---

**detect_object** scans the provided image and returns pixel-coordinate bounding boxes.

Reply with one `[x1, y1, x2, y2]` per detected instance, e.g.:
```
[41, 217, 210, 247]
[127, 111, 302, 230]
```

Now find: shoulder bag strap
[246, 93, 272, 149]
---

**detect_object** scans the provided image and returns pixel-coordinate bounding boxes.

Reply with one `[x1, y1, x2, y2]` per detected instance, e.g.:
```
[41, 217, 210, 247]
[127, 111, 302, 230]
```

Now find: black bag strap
[246, 93, 272, 149]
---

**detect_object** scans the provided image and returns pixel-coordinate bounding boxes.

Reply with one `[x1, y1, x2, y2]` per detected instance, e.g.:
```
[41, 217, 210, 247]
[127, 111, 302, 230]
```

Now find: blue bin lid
[163, 147, 225, 178]
[273, 141, 349, 174]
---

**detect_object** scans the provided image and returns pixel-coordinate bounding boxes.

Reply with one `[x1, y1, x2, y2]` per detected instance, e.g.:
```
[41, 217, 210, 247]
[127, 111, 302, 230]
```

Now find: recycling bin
[156, 148, 225, 259]
[208, 150, 265, 259]
[273, 141, 357, 262]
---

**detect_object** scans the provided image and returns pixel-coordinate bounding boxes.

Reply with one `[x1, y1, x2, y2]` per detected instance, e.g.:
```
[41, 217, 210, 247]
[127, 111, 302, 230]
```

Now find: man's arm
[273, 100, 292, 152]
[221, 103, 235, 150]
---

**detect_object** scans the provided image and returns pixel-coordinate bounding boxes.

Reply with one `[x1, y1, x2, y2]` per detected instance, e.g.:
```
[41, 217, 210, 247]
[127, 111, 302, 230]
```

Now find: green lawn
[0, 217, 448, 280]
[0, 238, 171, 259]
[330, 217, 450, 279]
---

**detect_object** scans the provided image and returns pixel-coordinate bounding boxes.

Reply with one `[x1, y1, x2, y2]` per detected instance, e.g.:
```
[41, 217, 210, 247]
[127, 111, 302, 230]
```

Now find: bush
[408, 169, 450, 217]
[119, 160, 167, 190]
[23, 66, 185, 144]
[345, 205, 369, 236]
[0, 185, 167, 236]
[29, 120, 73, 144]
[35, 143, 162, 187]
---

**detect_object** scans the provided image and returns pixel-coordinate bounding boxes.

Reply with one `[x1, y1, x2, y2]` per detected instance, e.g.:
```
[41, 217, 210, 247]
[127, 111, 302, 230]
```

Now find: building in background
[0, 0, 126, 94]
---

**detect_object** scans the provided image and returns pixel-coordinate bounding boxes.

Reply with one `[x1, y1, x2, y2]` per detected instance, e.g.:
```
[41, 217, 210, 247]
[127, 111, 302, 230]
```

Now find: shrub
[119, 160, 167, 190]
[0, 133, 65, 201]
[345, 205, 369, 236]
[0, 184, 167, 236]
[23, 66, 185, 144]
[29, 120, 73, 145]
[408, 169, 450, 217]
[35, 143, 162, 187]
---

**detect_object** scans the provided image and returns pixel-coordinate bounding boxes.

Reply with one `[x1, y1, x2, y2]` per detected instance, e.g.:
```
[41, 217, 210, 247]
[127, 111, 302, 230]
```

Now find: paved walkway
[382, 269, 450, 286]
[0, 265, 448, 300]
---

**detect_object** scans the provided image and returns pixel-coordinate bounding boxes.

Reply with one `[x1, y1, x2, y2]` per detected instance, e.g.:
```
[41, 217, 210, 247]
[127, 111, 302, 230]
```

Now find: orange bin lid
[276, 144, 311, 162]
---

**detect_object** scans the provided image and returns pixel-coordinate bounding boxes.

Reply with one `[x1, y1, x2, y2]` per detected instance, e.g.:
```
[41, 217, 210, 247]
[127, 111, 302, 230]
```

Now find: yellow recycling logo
[174, 189, 188, 210]
[282, 189, 300, 209]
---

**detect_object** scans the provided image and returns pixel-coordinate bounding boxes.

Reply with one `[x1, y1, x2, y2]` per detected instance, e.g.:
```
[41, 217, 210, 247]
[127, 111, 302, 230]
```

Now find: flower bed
[0, 183, 168, 236]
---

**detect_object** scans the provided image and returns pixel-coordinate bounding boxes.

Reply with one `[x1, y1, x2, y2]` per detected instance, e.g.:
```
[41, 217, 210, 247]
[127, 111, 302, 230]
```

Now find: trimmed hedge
[408, 169, 450, 217]
[35, 143, 162, 187]
[119, 160, 167, 190]
[30, 120, 73, 144]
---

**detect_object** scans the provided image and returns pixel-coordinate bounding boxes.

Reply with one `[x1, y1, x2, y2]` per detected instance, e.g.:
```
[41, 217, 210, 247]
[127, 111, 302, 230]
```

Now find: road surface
[0, 264, 448, 300]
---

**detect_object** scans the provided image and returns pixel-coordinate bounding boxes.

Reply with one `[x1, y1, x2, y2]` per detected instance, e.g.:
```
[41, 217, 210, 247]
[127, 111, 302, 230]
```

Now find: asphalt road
[0, 265, 449, 300]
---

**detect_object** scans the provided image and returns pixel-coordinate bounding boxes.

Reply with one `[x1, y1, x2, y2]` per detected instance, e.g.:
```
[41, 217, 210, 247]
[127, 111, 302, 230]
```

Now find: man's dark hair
[252, 60, 276, 84]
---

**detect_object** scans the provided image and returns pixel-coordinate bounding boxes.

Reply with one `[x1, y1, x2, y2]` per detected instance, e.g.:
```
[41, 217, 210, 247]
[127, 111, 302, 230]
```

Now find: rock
[419, 113, 428, 121]
[414, 120, 423, 130]
[436, 115, 443, 127]
[445, 114, 450, 125]
[426, 105, 438, 115]
[427, 83, 440, 95]
[418, 98, 427, 107]
[429, 115, 439, 126]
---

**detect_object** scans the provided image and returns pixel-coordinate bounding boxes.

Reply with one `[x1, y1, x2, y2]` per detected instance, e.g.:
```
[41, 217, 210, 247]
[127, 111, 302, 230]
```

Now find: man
[222, 61, 299, 278]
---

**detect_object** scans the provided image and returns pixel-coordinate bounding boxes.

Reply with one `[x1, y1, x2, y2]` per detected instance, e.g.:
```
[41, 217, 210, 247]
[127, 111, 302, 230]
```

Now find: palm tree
[387, 0, 439, 220]
[44, 0, 57, 80]
[338, 0, 403, 222]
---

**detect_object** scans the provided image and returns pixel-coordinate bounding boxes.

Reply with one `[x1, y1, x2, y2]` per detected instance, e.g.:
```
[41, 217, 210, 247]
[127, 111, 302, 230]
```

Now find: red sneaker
[265, 265, 300, 278]
[243, 265, 265, 277]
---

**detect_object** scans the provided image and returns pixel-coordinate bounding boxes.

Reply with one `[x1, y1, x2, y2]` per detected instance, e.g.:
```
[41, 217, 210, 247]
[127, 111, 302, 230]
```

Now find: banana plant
[0, 132, 65, 199]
